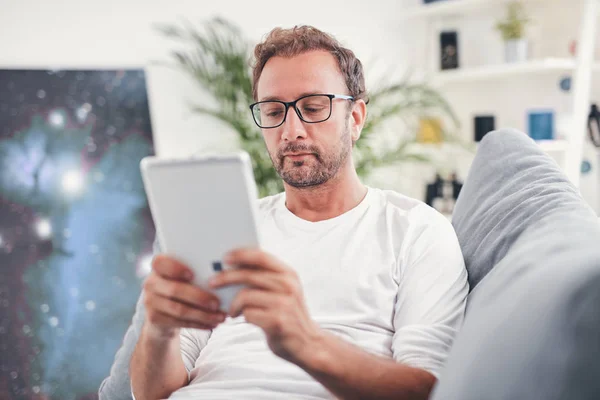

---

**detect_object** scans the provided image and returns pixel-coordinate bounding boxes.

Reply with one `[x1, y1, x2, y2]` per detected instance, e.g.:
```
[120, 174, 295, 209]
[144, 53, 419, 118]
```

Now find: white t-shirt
[168, 186, 468, 399]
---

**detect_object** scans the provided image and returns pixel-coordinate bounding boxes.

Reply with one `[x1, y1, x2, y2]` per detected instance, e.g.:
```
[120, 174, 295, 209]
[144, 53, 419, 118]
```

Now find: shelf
[470, 139, 567, 153]
[407, 139, 566, 160]
[400, 0, 548, 21]
[432, 58, 600, 85]
[536, 139, 568, 153]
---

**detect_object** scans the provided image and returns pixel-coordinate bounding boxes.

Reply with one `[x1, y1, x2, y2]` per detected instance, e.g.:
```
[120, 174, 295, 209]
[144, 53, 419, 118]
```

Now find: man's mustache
[277, 144, 321, 160]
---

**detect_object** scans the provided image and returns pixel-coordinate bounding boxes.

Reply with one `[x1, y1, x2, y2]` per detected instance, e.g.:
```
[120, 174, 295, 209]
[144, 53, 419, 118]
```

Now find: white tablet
[140, 151, 261, 313]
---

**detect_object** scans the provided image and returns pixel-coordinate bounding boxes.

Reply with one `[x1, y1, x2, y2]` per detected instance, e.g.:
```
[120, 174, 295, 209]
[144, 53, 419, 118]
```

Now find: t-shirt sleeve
[101, 236, 162, 400]
[391, 206, 469, 380]
[180, 328, 212, 378]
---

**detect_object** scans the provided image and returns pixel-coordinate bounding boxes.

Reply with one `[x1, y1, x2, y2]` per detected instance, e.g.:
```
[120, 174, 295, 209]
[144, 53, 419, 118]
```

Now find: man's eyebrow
[258, 92, 323, 102]
[258, 95, 281, 102]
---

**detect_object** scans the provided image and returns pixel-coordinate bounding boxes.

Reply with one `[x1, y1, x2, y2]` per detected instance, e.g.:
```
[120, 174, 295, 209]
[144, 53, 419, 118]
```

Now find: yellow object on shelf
[417, 118, 444, 144]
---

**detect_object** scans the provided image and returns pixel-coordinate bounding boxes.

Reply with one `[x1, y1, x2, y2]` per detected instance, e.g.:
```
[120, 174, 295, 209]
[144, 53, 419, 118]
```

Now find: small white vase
[504, 39, 528, 63]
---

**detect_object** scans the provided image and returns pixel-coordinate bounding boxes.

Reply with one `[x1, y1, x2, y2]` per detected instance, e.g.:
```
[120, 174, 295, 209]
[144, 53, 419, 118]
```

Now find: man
[128, 25, 468, 399]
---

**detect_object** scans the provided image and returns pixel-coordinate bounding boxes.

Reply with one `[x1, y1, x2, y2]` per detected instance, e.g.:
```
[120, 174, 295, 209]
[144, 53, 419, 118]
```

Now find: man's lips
[283, 153, 313, 160]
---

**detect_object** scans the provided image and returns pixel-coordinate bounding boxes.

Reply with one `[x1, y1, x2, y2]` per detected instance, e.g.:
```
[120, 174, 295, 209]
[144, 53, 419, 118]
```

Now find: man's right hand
[142, 254, 227, 339]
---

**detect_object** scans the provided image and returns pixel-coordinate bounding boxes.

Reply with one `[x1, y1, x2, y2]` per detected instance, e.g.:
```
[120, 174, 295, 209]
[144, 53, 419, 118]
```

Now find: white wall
[2, 0, 599, 205]
[1, 0, 409, 157]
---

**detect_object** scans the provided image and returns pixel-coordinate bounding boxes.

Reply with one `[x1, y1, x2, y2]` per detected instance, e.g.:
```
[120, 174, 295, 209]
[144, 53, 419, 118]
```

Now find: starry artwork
[0, 69, 156, 399]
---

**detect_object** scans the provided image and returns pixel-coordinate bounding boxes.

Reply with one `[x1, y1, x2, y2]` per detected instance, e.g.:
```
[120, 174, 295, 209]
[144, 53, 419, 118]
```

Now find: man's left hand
[209, 248, 323, 365]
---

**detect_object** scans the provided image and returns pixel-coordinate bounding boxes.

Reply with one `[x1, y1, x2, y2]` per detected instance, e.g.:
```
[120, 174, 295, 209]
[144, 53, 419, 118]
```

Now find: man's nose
[280, 106, 308, 141]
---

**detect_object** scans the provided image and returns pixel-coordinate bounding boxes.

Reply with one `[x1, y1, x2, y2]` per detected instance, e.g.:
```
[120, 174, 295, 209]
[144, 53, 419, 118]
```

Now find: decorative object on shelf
[569, 39, 578, 57]
[589, 104, 600, 147]
[417, 117, 444, 144]
[559, 76, 572, 92]
[527, 109, 554, 141]
[581, 160, 592, 175]
[440, 31, 459, 70]
[425, 172, 463, 218]
[495, 1, 530, 63]
[156, 17, 462, 197]
[474, 115, 496, 142]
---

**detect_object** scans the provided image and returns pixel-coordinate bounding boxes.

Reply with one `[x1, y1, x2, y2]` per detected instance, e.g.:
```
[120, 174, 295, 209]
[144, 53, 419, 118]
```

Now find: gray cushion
[451, 128, 591, 291]
[98, 239, 160, 400]
[432, 129, 600, 400]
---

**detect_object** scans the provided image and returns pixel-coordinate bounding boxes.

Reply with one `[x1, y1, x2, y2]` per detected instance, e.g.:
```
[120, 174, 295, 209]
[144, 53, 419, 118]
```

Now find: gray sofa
[100, 128, 600, 399]
[431, 128, 600, 399]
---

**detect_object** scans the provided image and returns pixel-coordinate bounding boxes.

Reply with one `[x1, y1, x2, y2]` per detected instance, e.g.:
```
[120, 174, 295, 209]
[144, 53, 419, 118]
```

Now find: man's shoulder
[256, 192, 285, 214]
[373, 187, 428, 214]
[373, 187, 449, 227]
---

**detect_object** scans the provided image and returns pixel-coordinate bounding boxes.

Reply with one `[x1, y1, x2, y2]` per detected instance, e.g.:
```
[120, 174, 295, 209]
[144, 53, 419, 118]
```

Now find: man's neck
[282, 166, 367, 223]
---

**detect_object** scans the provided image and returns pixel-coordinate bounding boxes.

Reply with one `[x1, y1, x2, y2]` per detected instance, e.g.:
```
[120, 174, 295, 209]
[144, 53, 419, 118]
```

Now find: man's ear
[350, 99, 367, 142]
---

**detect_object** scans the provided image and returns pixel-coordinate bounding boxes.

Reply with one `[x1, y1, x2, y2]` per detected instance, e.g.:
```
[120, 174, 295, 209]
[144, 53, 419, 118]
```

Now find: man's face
[255, 50, 361, 188]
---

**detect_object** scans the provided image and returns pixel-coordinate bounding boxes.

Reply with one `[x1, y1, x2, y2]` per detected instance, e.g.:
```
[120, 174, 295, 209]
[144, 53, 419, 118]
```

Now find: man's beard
[269, 122, 353, 188]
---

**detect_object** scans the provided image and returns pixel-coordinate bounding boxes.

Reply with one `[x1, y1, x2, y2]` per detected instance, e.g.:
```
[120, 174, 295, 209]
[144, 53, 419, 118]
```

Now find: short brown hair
[251, 25, 368, 103]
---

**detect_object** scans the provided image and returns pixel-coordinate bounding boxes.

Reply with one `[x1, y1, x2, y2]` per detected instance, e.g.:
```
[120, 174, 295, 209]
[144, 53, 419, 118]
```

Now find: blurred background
[0, 0, 598, 398]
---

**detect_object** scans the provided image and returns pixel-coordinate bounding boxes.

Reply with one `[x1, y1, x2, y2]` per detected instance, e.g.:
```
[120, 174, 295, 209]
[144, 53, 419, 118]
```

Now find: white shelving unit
[432, 58, 600, 85]
[467, 139, 568, 152]
[566, 0, 599, 186]
[403, 0, 599, 186]
[537, 139, 569, 153]
[400, 0, 548, 20]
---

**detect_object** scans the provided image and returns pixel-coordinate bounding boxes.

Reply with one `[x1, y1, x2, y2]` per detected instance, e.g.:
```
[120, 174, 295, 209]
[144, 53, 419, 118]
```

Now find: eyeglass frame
[249, 93, 355, 129]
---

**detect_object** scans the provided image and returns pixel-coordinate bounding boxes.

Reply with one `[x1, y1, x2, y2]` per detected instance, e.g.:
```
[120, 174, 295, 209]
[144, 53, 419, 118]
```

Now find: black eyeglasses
[249, 94, 354, 129]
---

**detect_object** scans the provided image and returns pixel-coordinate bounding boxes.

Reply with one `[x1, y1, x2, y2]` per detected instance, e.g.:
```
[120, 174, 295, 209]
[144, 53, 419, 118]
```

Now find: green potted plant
[155, 17, 466, 197]
[496, 1, 531, 63]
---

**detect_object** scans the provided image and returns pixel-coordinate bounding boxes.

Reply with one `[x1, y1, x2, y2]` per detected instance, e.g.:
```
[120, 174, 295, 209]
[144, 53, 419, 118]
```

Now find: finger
[240, 307, 271, 330]
[229, 288, 277, 318]
[151, 294, 227, 326]
[152, 254, 194, 282]
[209, 270, 284, 292]
[147, 275, 221, 312]
[224, 248, 284, 272]
[147, 309, 217, 331]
